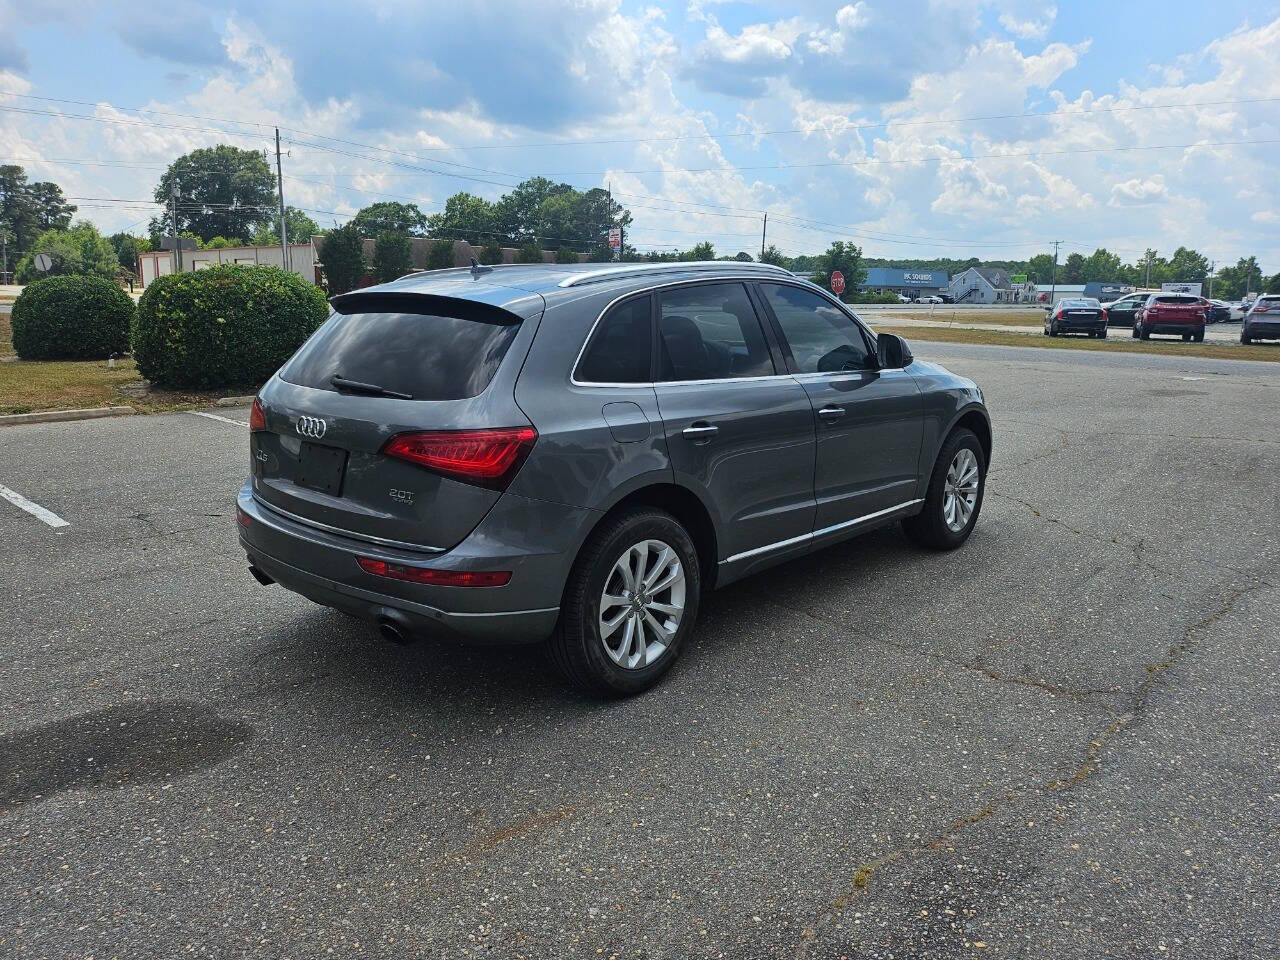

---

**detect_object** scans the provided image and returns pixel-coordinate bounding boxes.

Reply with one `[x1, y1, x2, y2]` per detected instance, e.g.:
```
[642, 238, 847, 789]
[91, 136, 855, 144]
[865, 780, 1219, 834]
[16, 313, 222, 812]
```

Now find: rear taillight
[236, 506, 252, 529]
[249, 397, 267, 432]
[383, 427, 537, 490]
[1101, 309, 1109, 321]
[1255, 302, 1271, 313]
[356, 556, 511, 587]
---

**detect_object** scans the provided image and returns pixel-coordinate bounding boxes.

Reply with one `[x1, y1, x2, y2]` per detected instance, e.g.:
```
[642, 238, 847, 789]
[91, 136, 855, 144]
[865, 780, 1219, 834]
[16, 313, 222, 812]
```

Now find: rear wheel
[1098, 327, 1108, 339]
[1241, 331, 1251, 344]
[549, 508, 700, 696]
[902, 428, 986, 550]
[1193, 329, 1205, 343]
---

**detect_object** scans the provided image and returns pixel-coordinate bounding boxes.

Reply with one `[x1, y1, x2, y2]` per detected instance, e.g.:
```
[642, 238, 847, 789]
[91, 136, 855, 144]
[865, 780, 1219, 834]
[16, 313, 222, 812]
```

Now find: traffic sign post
[830, 270, 845, 296]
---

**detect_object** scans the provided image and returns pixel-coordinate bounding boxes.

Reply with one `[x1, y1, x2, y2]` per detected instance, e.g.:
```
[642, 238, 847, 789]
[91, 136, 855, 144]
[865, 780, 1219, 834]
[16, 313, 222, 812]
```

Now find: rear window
[280, 305, 521, 401]
[1061, 299, 1099, 308]
[1153, 295, 1197, 305]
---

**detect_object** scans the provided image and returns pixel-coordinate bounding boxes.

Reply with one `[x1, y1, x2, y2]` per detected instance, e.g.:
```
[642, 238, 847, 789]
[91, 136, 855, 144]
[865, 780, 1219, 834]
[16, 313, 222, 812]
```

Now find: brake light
[356, 556, 511, 587]
[1255, 302, 1271, 313]
[1101, 308, 1109, 322]
[236, 506, 252, 528]
[249, 397, 267, 431]
[383, 427, 537, 489]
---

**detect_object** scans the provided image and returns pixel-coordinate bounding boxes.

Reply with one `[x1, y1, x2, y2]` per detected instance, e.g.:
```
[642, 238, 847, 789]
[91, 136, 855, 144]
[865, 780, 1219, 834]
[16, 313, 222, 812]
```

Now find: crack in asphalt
[792, 579, 1269, 957]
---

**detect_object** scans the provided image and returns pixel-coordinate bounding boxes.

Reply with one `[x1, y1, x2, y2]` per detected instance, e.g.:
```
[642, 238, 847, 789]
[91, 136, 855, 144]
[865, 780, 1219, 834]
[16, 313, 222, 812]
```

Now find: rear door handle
[682, 422, 719, 440]
[817, 405, 846, 421]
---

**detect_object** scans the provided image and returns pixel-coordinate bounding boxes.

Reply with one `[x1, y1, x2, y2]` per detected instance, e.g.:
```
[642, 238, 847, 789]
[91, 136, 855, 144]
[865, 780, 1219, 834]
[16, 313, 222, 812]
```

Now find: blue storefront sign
[862, 267, 949, 290]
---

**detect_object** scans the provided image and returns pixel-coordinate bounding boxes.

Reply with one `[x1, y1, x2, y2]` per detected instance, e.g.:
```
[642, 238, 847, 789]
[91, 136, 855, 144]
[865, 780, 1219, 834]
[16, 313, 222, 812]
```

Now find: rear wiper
[330, 375, 414, 400]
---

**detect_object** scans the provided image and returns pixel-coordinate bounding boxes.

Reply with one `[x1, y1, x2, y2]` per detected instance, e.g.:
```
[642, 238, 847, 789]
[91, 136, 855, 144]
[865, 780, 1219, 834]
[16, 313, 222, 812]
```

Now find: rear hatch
[1146, 296, 1204, 325]
[251, 290, 542, 552]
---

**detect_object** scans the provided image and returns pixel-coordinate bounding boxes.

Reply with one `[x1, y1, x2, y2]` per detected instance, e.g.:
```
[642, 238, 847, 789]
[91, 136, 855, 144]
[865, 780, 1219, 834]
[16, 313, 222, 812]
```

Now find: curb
[0, 405, 136, 427]
[215, 395, 257, 407]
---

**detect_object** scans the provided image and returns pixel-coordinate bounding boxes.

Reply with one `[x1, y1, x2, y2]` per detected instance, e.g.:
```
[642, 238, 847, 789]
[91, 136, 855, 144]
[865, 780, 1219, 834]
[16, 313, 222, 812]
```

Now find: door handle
[682, 422, 719, 440]
[817, 405, 846, 421]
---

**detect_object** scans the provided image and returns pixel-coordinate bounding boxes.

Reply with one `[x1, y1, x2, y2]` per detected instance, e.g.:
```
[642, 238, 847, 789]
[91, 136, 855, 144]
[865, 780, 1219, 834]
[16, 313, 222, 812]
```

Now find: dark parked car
[1100, 292, 1149, 327]
[1205, 299, 1232, 324]
[1044, 297, 1107, 338]
[238, 262, 991, 694]
[1133, 293, 1206, 342]
[1241, 295, 1280, 343]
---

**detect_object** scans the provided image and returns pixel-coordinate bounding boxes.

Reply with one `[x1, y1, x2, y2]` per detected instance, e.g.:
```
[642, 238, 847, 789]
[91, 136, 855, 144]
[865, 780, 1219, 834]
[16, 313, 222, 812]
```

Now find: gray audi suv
[238, 261, 991, 694]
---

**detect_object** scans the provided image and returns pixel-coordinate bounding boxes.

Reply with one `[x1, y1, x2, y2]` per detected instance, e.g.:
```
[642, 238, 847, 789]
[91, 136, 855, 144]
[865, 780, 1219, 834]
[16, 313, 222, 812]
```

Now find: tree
[1081, 248, 1123, 281]
[495, 178, 573, 244]
[204, 236, 236, 249]
[349, 201, 428, 238]
[15, 221, 118, 283]
[478, 239, 504, 265]
[251, 206, 320, 246]
[1166, 246, 1209, 284]
[1026, 253, 1056, 285]
[27, 182, 76, 230]
[1213, 256, 1263, 300]
[107, 233, 151, 275]
[516, 243, 543, 264]
[373, 230, 413, 281]
[425, 192, 495, 242]
[815, 241, 867, 294]
[426, 239, 456, 270]
[150, 145, 276, 243]
[1265, 273, 1280, 295]
[681, 241, 715, 261]
[555, 245, 580, 264]
[759, 244, 789, 268]
[1059, 253, 1085, 284]
[319, 222, 366, 294]
[733, 251, 754, 262]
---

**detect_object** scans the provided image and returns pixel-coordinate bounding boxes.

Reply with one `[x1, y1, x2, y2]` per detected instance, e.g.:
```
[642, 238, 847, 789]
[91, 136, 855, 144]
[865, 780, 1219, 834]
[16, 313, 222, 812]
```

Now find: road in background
[1, 343, 1277, 958]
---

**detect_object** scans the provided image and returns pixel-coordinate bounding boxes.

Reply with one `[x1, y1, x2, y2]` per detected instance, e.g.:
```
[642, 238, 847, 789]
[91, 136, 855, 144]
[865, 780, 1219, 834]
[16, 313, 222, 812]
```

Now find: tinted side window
[760, 283, 875, 373]
[576, 295, 653, 383]
[657, 283, 774, 381]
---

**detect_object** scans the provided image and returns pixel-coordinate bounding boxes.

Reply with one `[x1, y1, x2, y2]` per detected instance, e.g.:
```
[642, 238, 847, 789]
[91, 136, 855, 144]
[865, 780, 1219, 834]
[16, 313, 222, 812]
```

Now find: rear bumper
[1244, 322, 1280, 339]
[1145, 322, 1204, 335]
[238, 483, 595, 645]
[1058, 319, 1106, 332]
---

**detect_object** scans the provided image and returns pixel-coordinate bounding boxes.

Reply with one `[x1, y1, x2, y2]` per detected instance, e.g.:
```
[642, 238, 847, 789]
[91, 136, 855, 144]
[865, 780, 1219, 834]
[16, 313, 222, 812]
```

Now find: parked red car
[1132, 294, 1206, 342]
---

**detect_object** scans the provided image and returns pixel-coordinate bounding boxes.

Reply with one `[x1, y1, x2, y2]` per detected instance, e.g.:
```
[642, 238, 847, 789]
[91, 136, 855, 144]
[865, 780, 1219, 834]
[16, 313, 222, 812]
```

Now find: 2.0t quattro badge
[296, 416, 328, 439]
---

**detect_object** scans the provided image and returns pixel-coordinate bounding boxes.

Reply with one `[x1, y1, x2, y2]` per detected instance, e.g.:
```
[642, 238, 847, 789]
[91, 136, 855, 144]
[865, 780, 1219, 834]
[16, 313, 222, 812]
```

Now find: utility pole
[0, 226, 9, 285]
[171, 182, 183, 272]
[1144, 250, 1152, 288]
[760, 211, 767, 261]
[1208, 260, 1215, 298]
[1049, 240, 1061, 306]
[275, 128, 289, 272]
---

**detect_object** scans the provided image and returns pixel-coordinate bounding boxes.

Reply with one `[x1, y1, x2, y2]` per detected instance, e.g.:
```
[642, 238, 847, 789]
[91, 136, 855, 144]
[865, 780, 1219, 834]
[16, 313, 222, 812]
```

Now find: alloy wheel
[943, 448, 980, 533]
[599, 539, 686, 670]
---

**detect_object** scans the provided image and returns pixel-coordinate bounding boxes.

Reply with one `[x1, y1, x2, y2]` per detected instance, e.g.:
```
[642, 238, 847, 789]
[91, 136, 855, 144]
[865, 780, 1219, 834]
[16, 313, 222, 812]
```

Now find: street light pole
[1049, 240, 1061, 306]
[171, 182, 183, 272]
[275, 127, 289, 271]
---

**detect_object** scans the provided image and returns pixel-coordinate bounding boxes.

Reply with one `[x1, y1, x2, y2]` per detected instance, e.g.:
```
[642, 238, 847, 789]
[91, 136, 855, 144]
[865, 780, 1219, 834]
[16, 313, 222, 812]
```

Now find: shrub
[426, 240, 456, 271]
[11, 275, 134, 361]
[133, 264, 328, 389]
[554, 246, 580, 264]
[373, 230, 413, 282]
[516, 243, 544, 264]
[478, 240, 504, 265]
[848, 291, 901, 304]
[319, 222, 365, 295]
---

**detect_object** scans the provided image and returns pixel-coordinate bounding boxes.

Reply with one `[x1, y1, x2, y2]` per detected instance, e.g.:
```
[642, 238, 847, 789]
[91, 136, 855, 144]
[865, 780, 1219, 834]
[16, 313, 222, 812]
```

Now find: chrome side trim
[252, 493, 447, 554]
[721, 499, 924, 565]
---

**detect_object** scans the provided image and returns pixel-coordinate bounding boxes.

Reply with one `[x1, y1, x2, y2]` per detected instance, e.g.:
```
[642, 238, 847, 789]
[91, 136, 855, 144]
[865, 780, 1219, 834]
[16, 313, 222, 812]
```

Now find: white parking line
[0, 483, 70, 528]
[188, 411, 248, 427]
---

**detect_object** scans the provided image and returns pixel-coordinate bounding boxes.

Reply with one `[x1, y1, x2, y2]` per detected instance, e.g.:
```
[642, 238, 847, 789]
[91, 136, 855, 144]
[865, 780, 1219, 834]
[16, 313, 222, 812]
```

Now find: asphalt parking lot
[2, 341, 1278, 958]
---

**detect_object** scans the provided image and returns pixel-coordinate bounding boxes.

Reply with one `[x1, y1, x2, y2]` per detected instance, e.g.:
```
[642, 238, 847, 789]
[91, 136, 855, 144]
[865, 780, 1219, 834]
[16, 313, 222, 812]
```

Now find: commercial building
[138, 242, 316, 287]
[860, 267, 949, 298]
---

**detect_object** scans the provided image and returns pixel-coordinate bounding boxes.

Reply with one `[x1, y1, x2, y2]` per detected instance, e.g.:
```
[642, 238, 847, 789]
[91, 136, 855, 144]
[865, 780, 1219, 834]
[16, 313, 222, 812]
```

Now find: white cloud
[999, 6, 1057, 41]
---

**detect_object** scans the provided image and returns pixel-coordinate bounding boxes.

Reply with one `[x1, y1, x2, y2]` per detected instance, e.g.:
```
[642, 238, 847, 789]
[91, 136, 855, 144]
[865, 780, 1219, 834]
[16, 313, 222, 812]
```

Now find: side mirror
[876, 332, 913, 369]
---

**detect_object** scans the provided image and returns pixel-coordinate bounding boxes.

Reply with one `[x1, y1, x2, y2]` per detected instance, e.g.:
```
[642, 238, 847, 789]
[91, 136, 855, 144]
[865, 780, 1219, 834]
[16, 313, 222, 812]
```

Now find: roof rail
[557, 260, 792, 288]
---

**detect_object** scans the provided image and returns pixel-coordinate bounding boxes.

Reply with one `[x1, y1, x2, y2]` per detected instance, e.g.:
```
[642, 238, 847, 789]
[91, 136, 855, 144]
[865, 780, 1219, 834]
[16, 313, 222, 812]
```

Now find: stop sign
[830, 270, 846, 295]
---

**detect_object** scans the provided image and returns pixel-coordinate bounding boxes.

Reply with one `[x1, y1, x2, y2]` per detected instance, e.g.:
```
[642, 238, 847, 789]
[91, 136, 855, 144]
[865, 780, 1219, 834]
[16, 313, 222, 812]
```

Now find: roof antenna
[470, 256, 493, 279]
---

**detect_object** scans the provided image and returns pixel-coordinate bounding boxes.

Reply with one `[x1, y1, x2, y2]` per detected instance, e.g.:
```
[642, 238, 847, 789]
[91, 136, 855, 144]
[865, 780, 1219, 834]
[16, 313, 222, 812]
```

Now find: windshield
[1061, 299, 1100, 308]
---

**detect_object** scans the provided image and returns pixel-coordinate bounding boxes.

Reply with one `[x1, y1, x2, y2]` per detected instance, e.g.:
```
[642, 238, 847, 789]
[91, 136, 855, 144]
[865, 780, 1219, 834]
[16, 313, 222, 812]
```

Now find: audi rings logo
[296, 415, 328, 439]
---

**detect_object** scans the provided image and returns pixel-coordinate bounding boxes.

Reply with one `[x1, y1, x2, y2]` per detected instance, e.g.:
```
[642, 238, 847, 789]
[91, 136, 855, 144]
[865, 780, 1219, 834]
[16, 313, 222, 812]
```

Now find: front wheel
[902, 428, 986, 550]
[549, 508, 700, 696]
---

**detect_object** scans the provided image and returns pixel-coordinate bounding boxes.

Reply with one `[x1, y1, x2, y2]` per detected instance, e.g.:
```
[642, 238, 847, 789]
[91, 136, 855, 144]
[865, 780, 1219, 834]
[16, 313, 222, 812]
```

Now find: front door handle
[682, 422, 719, 441]
[817, 405, 846, 421]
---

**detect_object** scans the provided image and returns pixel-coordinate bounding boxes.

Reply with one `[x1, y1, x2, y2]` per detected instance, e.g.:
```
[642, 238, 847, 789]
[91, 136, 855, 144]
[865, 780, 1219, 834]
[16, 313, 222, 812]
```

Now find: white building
[948, 266, 1017, 304]
[138, 241, 316, 287]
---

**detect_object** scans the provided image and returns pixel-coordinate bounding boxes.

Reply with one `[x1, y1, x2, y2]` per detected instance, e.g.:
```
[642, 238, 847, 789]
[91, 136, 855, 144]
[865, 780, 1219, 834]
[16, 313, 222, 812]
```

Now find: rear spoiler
[328, 290, 522, 325]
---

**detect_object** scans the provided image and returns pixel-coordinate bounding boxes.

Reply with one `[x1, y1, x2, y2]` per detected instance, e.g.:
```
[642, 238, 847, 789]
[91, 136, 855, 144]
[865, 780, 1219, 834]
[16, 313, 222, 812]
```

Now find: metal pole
[1, 228, 7, 284]
[1049, 240, 1060, 306]
[171, 182, 182, 272]
[760, 211, 767, 261]
[1208, 260, 1215, 298]
[275, 128, 289, 271]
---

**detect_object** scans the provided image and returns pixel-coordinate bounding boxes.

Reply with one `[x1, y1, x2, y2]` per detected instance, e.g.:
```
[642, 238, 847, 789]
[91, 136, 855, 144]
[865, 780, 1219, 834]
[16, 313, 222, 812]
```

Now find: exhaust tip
[248, 565, 274, 587]
[377, 616, 410, 645]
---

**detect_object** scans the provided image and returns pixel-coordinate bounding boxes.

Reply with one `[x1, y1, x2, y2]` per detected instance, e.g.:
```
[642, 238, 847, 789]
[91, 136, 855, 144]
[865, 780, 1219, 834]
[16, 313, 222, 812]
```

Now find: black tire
[1182, 333, 1192, 342]
[1098, 327, 1108, 339]
[549, 508, 701, 696]
[1193, 330, 1204, 343]
[902, 427, 986, 551]
[1049, 321, 1059, 337]
[1131, 324, 1140, 339]
[1140, 325, 1151, 341]
[1241, 332, 1251, 344]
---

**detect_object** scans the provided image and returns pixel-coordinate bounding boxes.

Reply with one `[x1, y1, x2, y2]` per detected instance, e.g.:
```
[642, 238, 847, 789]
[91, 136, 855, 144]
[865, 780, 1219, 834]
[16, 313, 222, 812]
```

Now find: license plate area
[296, 442, 348, 496]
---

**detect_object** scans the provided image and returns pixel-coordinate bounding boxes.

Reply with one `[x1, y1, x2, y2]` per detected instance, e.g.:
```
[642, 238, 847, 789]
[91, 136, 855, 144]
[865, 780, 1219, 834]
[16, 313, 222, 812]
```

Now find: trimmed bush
[478, 240, 504, 265]
[373, 230, 413, 282]
[555, 246, 580, 264]
[133, 264, 328, 389]
[11, 274, 134, 360]
[516, 243, 543, 264]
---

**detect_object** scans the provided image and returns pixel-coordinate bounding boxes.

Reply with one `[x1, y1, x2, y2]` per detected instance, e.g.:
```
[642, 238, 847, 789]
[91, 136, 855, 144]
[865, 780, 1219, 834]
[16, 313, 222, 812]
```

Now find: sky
[1, 0, 1278, 269]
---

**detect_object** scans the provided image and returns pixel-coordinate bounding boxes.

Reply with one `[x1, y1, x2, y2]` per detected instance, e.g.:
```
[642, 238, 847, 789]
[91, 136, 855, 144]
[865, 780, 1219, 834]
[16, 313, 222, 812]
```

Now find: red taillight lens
[236, 506, 252, 528]
[249, 397, 267, 432]
[1255, 303, 1270, 313]
[1101, 309, 1109, 321]
[382, 427, 537, 489]
[356, 556, 511, 587]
